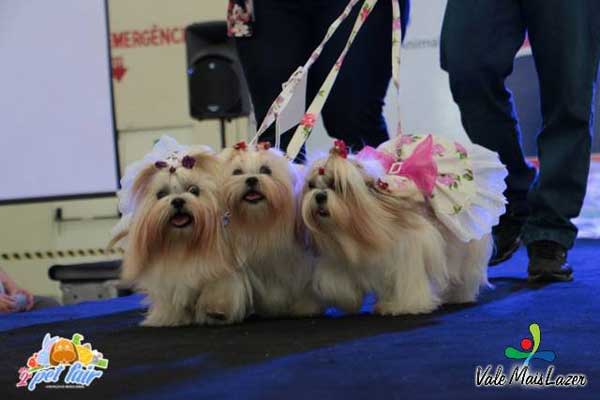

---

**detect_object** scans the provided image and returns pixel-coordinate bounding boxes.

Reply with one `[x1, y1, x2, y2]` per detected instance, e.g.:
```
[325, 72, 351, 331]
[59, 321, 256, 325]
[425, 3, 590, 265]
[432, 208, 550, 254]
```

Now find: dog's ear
[218, 147, 237, 162]
[131, 164, 159, 206]
[184, 150, 221, 176]
[385, 178, 425, 203]
[371, 176, 425, 207]
[292, 186, 309, 247]
[372, 177, 428, 230]
[288, 162, 306, 193]
[328, 156, 369, 201]
[122, 209, 160, 282]
[107, 229, 128, 249]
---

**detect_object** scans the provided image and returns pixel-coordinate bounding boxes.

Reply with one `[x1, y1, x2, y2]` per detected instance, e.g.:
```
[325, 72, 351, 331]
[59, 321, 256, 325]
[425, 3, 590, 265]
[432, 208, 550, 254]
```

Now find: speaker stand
[219, 118, 227, 149]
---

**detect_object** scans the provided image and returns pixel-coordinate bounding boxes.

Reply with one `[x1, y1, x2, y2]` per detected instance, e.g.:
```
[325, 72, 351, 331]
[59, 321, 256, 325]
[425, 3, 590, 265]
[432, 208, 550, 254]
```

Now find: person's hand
[0, 294, 17, 313]
[15, 289, 35, 311]
[1, 273, 19, 295]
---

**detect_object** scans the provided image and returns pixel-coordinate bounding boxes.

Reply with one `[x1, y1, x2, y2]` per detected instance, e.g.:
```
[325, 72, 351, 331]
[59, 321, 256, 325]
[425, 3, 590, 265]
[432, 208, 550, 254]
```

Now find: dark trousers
[441, 0, 600, 249]
[236, 0, 409, 156]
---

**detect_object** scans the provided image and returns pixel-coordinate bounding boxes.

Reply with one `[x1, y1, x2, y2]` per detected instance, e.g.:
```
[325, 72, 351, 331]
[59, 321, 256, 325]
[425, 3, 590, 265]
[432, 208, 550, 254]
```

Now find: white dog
[301, 141, 492, 315]
[218, 142, 322, 318]
[112, 149, 250, 326]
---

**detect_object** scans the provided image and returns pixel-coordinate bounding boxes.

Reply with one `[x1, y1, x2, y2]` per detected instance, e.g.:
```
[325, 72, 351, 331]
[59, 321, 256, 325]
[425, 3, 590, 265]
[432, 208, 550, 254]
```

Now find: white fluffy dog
[301, 142, 491, 315]
[112, 149, 250, 326]
[218, 142, 322, 318]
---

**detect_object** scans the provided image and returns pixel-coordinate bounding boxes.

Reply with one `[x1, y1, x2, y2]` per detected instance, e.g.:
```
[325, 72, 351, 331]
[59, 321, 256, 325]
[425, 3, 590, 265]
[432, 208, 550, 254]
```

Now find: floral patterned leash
[249, 0, 362, 148]
[285, 0, 403, 160]
[391, 0, 402, 137]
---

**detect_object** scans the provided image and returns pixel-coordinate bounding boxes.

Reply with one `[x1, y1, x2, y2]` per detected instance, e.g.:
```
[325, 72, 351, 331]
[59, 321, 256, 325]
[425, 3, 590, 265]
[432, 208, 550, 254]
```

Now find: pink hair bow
[388, 135, 438, 196]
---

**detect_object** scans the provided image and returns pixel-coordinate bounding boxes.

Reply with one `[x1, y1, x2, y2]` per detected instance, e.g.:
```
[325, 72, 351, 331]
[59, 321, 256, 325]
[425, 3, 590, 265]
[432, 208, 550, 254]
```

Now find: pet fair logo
[16, 333, 109, 391]
[475, 323, 587, 388]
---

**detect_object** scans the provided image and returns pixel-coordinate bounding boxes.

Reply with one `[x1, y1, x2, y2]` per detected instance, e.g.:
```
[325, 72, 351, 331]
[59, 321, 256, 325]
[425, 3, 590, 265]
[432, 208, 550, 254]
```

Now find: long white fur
[114, 150, 251, 326]
[219, 146, 322, 317]
[301, 151, 491, 315]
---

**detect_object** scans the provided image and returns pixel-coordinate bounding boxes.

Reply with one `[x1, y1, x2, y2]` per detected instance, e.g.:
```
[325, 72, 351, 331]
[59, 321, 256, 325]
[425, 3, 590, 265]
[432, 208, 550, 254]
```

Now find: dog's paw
[374, 300, 438, 316]
[289, 297, 323, 317]
[195, 299, 244, 326]
[196, 310, 238, 326]
[444, 291, 477, 305]
[207, 311, 228, 321]
[204, 306, 235, 325]
[206, 315, 235, 326]
[141, 313, 192, 327]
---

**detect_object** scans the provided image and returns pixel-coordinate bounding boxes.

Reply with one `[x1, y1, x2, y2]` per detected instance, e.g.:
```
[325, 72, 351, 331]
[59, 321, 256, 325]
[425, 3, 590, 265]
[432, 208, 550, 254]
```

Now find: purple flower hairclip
[181, 155, 196, 169]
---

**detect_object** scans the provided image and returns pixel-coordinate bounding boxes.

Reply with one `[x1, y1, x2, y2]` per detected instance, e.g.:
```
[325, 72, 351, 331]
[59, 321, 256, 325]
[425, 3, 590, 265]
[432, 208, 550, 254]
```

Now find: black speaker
[185, 21, 251, 120]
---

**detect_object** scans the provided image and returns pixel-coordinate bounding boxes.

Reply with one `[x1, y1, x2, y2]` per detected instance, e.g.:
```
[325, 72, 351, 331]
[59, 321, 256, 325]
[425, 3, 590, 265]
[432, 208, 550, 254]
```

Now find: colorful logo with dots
[16, 333, 109, 391]
[504, 323, 556, 366]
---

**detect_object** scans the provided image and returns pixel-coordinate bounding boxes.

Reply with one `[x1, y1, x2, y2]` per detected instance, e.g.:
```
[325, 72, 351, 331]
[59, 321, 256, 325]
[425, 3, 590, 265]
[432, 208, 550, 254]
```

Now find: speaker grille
[189, 56, 241, 118]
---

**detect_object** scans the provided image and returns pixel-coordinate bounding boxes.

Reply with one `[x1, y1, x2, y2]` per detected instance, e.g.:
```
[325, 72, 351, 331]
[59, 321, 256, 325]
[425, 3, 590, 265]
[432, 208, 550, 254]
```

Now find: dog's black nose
[246, 176, 259, 187]
[171, 198, 186, 209]
[315, 192, 327, 204]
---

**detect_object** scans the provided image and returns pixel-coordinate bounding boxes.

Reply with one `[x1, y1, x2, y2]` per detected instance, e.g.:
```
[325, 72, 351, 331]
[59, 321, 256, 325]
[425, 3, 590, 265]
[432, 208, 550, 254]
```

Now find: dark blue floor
[1, 239, 598, 399]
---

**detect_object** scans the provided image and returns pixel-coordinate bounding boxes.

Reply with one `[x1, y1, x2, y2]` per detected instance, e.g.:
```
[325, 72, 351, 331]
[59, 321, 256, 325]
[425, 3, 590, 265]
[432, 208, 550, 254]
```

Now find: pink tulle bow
[388, 135, 438, 196]
[355, 146, 396, 172]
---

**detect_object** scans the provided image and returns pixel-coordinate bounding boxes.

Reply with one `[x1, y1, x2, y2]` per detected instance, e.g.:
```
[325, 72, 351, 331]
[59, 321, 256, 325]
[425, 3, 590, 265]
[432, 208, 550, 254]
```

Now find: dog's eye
[187, 185, 200, 196]
[232, 168, 243, 176]
[308, 181, 315, 189]
[328, 179, 335, 189]
[156, 190, 168, 200]
[259, 165, 272, 175]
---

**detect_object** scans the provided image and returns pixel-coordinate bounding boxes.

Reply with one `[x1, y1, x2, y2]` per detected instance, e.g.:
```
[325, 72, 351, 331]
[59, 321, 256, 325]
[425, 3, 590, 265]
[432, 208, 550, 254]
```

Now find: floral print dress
[374, 134, 508, 242]
[227, 0, 254, 37]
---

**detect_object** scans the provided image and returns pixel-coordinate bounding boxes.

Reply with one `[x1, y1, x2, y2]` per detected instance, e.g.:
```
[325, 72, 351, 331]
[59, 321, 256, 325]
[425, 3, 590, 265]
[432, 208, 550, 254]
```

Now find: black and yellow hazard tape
[0, 248, 124, 261]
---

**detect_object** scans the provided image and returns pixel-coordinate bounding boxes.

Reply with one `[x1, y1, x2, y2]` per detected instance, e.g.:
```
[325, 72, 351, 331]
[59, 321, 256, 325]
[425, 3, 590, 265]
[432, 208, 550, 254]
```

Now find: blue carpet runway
[0, 240, 598, 399]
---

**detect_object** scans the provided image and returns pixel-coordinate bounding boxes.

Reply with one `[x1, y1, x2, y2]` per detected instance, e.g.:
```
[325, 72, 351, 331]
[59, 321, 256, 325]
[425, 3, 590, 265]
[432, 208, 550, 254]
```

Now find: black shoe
[527, 240, 573, 283]
[489, 212, 525, 266]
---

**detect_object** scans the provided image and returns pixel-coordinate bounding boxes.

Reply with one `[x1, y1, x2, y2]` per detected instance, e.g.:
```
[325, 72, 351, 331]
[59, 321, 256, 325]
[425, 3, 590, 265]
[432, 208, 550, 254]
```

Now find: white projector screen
[0, 0, 118, 203]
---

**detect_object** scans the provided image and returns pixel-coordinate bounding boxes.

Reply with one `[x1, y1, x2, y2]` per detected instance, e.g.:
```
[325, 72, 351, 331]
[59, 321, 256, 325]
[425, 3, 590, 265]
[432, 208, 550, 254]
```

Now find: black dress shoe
[489, 212, 525, 266]
[527, 240, 573, 283]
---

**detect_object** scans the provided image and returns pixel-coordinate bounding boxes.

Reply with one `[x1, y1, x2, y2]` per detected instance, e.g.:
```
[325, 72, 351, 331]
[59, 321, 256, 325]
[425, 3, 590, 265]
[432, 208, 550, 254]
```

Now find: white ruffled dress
[376, 134, 508, 242]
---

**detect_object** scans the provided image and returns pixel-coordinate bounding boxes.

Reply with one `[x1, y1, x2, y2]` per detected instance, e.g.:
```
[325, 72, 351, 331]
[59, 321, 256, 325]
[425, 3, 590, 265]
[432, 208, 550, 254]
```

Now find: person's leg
[440, 0, 536, 264]
[520, 0, 600, 252]
[309, 0, 409, 151]
[235, 0, 311, 151]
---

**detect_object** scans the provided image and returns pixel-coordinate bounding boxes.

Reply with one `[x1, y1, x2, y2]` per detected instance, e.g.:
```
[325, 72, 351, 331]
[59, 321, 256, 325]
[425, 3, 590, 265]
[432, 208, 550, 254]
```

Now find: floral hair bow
[330, 139, 348, 159]
[257, 141, 271, 151]
[154, 153, 196, 173]
[233, 141, 248, 151]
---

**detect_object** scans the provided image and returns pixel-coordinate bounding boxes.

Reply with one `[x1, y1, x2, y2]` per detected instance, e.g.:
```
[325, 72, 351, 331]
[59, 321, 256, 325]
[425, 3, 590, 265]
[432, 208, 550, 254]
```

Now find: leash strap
[249, 0, 362, 146]
[391, 0, 402, 136]
[286, 0, 380, 160]
[250, 0, 403, 160]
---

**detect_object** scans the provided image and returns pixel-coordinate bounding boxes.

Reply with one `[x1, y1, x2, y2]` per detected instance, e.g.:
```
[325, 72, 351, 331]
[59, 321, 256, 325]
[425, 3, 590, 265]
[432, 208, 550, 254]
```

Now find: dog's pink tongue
[171, 214, 191, 227]
[245, 192, 262, 201]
